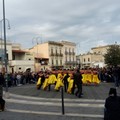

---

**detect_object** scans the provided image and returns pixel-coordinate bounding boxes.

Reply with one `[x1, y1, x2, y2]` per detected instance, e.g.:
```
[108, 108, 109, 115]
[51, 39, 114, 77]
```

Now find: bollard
[61, 87, 65, 115]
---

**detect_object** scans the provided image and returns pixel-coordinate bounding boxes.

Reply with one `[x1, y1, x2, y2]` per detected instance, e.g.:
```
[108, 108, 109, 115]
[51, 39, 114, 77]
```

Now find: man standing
[0, 72, 5, 111]
[0, 72, 5, 97]
[73, 68, 83, 98]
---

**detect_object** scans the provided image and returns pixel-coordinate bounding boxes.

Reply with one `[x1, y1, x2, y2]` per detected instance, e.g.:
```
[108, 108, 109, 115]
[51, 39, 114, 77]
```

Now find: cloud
[0, 0, 120, 53]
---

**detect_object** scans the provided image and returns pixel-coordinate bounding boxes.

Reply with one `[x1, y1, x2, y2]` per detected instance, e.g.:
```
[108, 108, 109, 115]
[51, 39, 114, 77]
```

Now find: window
[84, 58, 85, 62]
[60, 59, 62, 65]
[66, 56, 67, 62]
[13, 54, 15, 60]
[52, 59, 54, 65]
[51, 48, 53, 54]
[60, 48, 62, 54]
[73, 57, 74, 61]
[69, 48, 71, 52]
[56, 47, 57, 54]
[72, 48, 74, 52]
[88, 58, 90, 62]
[69, 56, 71, 61]
[56, 59, 58, 65]
[65, 47, 67, 52]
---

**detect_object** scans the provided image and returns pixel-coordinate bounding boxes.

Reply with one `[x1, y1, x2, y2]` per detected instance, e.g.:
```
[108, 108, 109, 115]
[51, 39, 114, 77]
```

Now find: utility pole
[3, 0, 9, 98]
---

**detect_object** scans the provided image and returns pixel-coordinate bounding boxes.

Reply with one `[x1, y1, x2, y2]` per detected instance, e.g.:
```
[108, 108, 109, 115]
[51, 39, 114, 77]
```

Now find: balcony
[65, 61, 76, 65]
[50, 53, 55, 56]
[59, 53, 63, 57]
[50, 53, 63, 57]
[72, 52, 75, 55]
[65, 51, 68, 55]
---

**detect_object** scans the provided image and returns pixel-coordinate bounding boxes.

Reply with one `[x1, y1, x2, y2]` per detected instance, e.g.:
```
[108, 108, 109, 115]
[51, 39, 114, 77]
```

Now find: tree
[104, 44, 120, 66]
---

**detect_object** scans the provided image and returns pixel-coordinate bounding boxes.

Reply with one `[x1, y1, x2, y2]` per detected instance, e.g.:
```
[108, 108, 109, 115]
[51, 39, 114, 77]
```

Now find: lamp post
[77, 58, 80, 70]
[0, 19, 11, 70]
[2, 0, 9, 97]
[32, 37, 41, 72]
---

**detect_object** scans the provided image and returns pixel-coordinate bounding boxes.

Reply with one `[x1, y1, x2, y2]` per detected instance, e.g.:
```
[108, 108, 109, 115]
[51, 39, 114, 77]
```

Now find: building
[0, 39, 35, 73]
[29, 40, 77, 71]
[0, 39, 12, 73]
[9, 43, 34, 73]
[0, 39, 77, 73]
[60, 41, 76, 69]
[79, 52, 104, 68]
[78, 45, 111, 68]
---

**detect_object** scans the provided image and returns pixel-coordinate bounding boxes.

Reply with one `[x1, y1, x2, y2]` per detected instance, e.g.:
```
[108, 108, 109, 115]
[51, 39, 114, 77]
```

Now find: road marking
[4, 92, 105, 103]
[5, 98, 104, 108]
[7, 108, 104, 118]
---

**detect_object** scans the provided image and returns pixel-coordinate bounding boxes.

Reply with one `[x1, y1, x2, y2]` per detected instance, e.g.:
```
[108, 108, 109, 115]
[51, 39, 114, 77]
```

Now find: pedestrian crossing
[4, 93, 104, 118]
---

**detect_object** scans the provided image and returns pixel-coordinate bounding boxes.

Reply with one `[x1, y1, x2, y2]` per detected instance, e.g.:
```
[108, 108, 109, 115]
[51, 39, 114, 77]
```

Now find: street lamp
[2, 0, 9, 98]
[32, 37, 41, 72]
[0, 19, 11, 69]
[76, 58, 80, 70]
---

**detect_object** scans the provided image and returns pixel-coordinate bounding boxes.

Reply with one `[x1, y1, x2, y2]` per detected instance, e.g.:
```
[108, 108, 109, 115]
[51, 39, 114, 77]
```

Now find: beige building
[29, 41, 63, 71]
[29, 40, 76, 71]
[60, 41, 76, 69]
[79, 53, 104, 68]
[0, 39, 77, 73]
[79, 45, 111, 68]
[91, 45, 110, 55]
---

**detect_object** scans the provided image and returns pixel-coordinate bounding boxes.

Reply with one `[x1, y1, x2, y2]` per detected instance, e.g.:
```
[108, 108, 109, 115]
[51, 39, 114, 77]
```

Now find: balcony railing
[65, 61, 76, 65]
[50, 53, 63, 57]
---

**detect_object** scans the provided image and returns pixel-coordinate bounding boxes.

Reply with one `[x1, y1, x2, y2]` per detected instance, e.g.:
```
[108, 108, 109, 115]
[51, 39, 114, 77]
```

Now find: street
[0, 82, 120, 120]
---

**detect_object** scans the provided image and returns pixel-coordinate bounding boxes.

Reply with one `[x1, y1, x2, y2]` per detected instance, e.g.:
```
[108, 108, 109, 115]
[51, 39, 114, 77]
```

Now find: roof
[12, 50, 27, 53]
[35, 57, 49, 60]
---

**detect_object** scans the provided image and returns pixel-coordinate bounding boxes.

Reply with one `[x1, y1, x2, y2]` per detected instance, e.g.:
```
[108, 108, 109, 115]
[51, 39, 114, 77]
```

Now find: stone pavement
[0, 82, 120, 120]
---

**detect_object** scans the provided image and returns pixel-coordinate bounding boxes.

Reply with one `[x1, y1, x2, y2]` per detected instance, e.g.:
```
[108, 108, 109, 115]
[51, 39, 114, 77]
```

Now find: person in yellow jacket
[48, 71, 57, 85]
[92, 71, 100, 85]
[42, 73, 50, 90]
[36, 71, 45, 90]
[67, 74, 74, 94]
[86, 70, 92, 84]
[54, 75, 64, 91]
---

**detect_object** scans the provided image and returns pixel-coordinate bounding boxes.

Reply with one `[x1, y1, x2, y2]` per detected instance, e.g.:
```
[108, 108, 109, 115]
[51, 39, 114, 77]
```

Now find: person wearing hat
[104, 88, 120, 120]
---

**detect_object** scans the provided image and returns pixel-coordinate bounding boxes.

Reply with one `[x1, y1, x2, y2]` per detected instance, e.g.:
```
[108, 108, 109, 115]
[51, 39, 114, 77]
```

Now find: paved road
[0, 82, 120, 120]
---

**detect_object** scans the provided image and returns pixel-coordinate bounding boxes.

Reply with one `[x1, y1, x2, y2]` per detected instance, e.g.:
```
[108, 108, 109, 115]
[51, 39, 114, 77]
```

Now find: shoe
[81, 93, 84, 96]
[78, 95, 82, 98]
[75, 93, 78, 96]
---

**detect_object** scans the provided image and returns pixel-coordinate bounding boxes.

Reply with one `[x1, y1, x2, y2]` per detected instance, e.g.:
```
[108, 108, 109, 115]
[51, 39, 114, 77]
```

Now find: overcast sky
[0, 0, 120, 54]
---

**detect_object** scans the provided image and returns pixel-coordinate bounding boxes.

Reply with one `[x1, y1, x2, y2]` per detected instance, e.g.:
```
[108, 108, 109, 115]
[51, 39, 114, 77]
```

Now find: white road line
[5, 98, 104, 108]
[4, 92, 105, 103]
[6, 108, 104, 118]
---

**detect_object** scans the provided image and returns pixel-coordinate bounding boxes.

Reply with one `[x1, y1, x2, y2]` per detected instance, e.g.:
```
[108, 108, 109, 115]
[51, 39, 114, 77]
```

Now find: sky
[0, 0, 120, 54]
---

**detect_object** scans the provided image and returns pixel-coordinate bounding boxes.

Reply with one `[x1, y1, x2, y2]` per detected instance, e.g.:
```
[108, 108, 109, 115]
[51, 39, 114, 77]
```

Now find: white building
[0, 39, 35, 73]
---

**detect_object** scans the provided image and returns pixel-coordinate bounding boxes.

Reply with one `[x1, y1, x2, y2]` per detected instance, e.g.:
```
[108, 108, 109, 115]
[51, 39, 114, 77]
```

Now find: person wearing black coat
[0, 72, 5, 111]
[0, 96, 5, 111]
[104, 88, 120, 120]
[0, 72, 5, 97]
[72, 68, 83, 98]
[63, 72, 69, 92]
